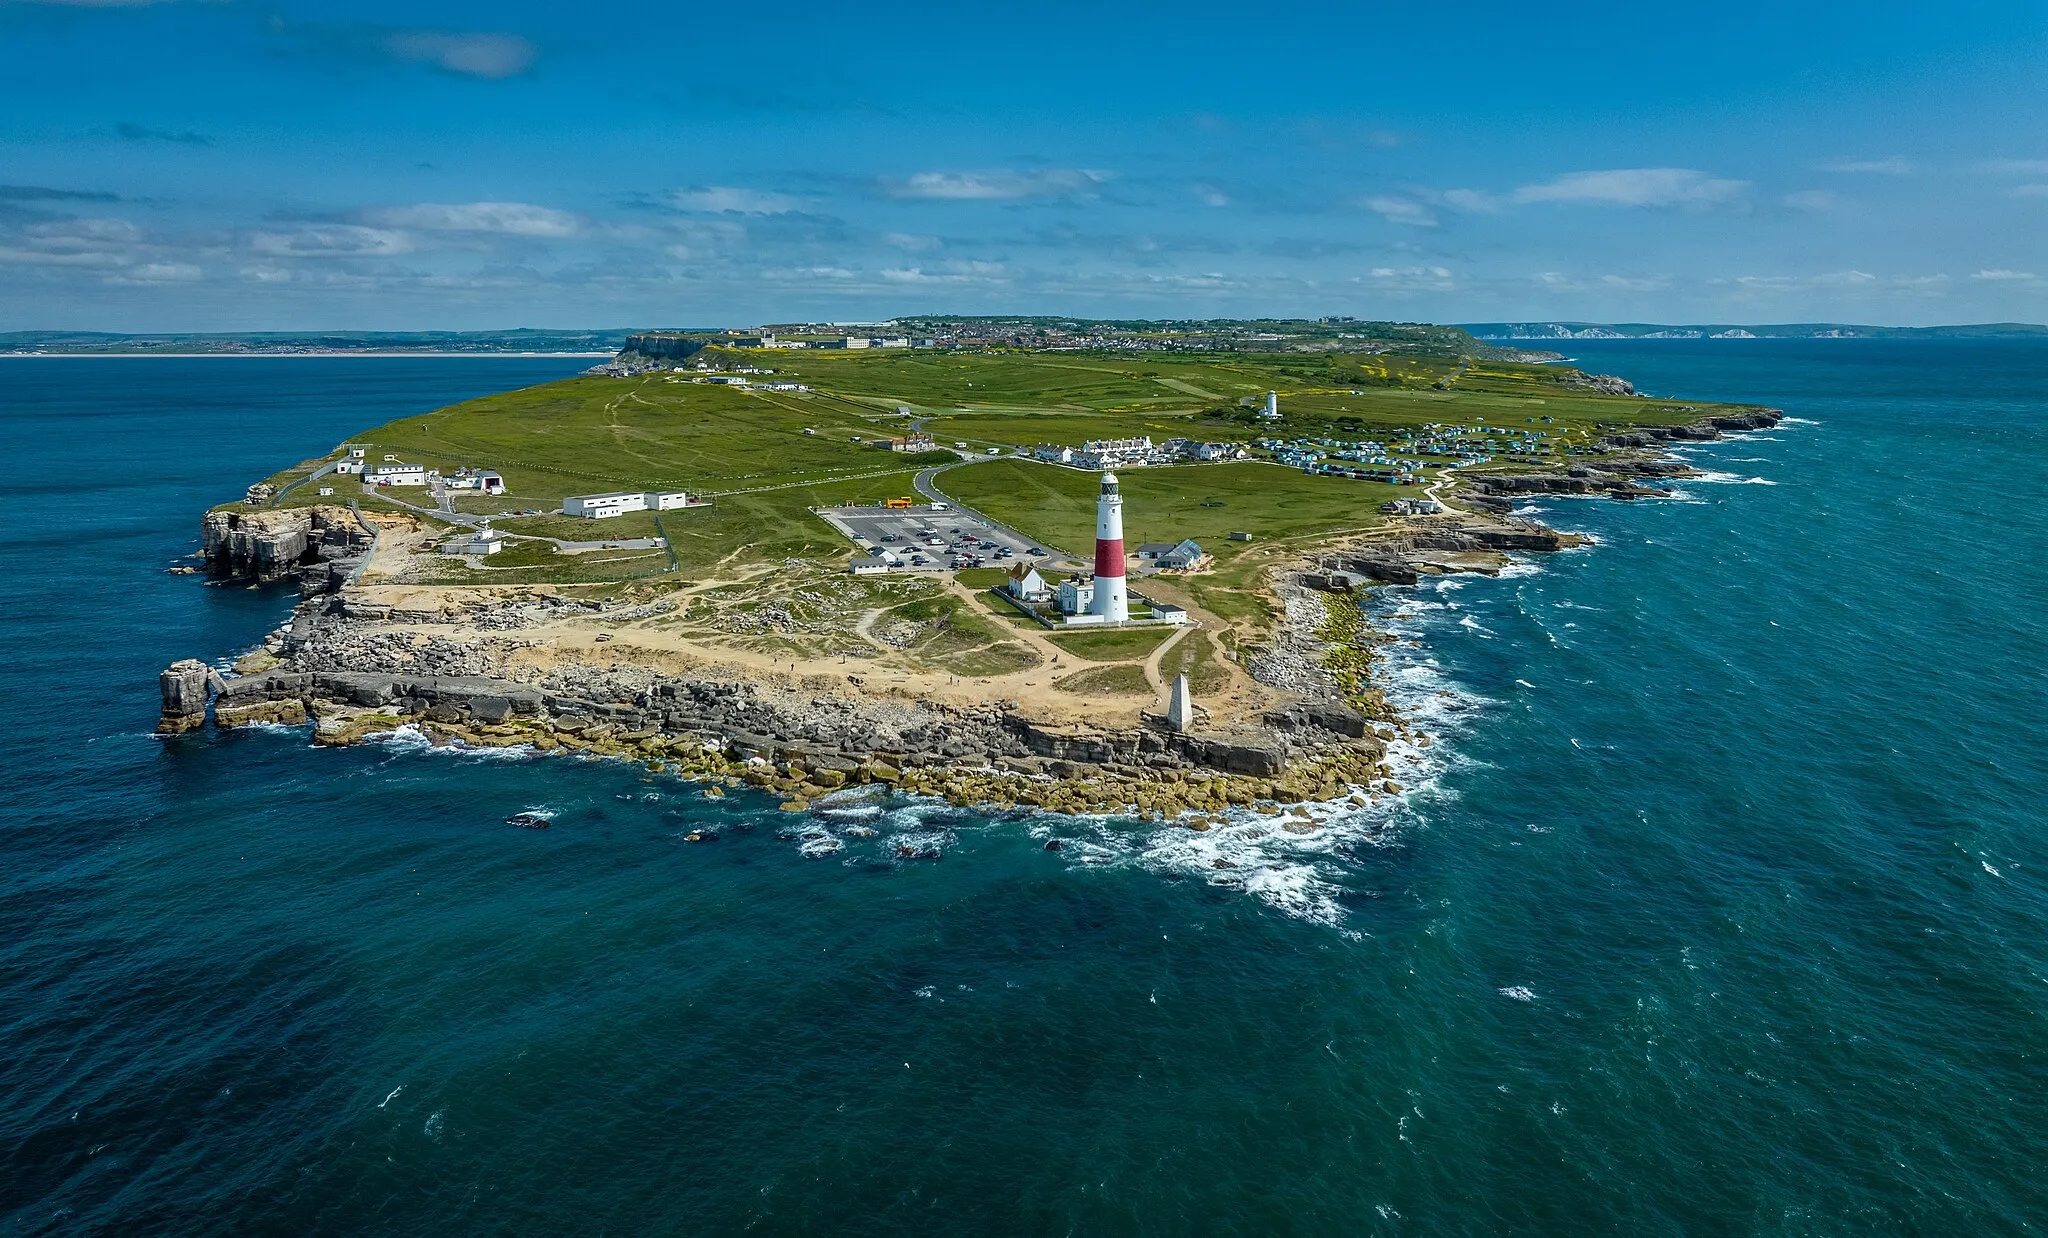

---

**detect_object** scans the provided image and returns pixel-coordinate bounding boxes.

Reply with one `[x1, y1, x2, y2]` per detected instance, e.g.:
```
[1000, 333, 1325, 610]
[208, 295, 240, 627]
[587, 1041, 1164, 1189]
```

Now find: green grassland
[1053, 665, 1152, 696]
[262, 337, 1754, 615]
[940, 458, 1404, 556]
[416, 469, 931, 585]
[1045, 627, 1179, 662]
[1164, 629, 1233, 695]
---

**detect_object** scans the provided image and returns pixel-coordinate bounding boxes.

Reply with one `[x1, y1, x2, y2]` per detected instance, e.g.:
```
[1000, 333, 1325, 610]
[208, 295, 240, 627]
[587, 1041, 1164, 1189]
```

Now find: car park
[819, 502, 1044, 575]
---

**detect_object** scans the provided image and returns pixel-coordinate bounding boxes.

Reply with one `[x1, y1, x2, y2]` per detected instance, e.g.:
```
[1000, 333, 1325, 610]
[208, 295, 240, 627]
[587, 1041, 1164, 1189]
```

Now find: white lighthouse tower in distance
[1091, 471, 1129, 622]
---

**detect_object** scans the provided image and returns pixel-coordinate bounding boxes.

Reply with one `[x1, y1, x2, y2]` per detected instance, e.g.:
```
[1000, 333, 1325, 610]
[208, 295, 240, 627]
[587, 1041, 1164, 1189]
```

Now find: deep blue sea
[3, 344, 2046, 1235]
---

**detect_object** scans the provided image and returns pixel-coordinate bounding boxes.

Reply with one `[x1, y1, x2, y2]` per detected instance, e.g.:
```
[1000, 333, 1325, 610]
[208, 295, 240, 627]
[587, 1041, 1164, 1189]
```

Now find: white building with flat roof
[364, 463, 428, 486]
[562, 490, 693, 518]
[445, 527, 506, 555]
[563, 492, 646, 519]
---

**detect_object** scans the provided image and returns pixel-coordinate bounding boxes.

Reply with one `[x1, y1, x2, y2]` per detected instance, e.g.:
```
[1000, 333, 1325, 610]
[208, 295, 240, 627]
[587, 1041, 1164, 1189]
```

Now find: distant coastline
[0, 350, 615, 359]
[1459, 320, 2048, 342]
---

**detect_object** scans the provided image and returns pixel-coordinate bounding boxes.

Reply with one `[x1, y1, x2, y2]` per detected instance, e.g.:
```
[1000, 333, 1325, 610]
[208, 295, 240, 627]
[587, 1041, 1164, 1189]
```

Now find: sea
[2, 343, 2045, 1235]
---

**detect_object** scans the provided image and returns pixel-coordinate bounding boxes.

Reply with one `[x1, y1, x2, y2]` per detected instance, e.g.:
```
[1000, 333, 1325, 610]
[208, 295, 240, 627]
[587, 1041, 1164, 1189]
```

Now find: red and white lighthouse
[1091, 471, 1129, 622]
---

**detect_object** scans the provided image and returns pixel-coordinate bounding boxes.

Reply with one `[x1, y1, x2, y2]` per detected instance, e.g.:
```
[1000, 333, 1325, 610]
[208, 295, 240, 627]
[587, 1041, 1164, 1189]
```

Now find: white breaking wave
[1689, 469, 1778, 486]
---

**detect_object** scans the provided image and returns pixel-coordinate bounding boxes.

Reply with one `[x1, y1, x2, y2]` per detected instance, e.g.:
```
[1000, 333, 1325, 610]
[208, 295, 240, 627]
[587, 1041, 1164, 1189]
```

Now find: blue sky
[5, 0, 2048, 330]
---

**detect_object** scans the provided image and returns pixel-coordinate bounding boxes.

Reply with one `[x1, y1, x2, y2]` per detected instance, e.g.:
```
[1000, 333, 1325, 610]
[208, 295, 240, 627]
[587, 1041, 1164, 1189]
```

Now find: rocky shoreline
[162, 408, 1781, 819]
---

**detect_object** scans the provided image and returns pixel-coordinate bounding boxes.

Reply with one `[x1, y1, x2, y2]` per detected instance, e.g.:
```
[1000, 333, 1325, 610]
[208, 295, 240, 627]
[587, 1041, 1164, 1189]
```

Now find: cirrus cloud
[884, 168, 1112, 200]
[669, 186, 798, 214]
[1513, 168, 1749, 208]
[1361, 195, 1437, 227]
[250, 224, 411, 257]
[1819, 157, 1912, 175]
[368, 201, 579, 237]
[385, 31, 536, 79]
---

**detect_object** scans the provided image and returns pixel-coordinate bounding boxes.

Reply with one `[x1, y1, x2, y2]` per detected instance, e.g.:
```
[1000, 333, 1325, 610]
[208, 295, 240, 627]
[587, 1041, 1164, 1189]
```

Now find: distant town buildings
[1029, 436, 1245, 470]
[873, 433, 937, 453]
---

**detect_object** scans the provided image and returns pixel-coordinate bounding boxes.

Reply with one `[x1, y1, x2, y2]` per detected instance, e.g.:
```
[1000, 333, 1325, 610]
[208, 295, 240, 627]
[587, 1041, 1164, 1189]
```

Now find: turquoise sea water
[3, 344, 2046, 1234]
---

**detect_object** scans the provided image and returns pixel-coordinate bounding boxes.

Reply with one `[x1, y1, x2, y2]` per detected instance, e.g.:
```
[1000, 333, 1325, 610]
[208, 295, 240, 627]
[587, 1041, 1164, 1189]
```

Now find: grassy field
[953, 567, 1013, 590]
[1163, 629, 1233, 695]
[266, 339, 1757, 605]
[1046, 627, 1178, 662]
[416, 469, 930, 584]
[919, 410, 1252, 449]
[1053, 665, 1152, 696]
[940, 458, 1404, 556]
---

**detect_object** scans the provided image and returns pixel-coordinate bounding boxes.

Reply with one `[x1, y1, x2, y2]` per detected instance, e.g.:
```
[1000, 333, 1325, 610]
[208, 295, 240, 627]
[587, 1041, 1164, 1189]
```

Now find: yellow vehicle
[884, 496, 914, 509]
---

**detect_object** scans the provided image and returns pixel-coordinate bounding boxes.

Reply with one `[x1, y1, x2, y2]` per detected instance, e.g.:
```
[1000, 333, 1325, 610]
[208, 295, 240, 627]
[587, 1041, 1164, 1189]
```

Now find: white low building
[445, 527, 506, 555]
[1002, 564, 1051, 603]
[562, 490, 692, 518]
[563, 492, 646, 519]
[1056, 576, 1095, 615]
[446, 469, 506, 494]
[364, 463, 428, 486]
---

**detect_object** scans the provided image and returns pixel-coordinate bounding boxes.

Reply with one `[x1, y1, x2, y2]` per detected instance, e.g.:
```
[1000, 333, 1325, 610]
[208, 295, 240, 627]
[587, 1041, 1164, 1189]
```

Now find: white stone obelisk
[1168, 673, 1194, 732]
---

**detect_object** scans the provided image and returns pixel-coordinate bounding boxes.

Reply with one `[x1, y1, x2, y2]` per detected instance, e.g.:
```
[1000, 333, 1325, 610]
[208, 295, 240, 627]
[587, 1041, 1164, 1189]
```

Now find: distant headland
[155, 315, 1780, 822]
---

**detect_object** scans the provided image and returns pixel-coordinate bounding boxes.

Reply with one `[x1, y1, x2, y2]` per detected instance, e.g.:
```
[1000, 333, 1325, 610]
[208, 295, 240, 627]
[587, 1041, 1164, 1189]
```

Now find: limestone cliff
[201, 505, 370, 581]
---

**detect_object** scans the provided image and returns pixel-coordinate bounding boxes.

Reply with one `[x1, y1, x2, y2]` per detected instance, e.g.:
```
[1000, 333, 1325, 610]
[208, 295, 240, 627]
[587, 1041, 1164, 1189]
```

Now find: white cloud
[25, 217, 144, 248]
[1783, 190, 1839, 211]
[1361, 196, 1436, 227]
[0, 246, 128, 267]
[1361, 265, 1455, 290]
[885, 169, 1113, 200]
[1600, 274, 1669, 291]
[250, 225, 411, 257]
[669, 187, 798, 214]
[1441, 188, 1501, 213]
[1513, 168, 1749, 208]
[1192, 184, 1230, 207]
[1972, 268, 2036, 281]
[385, 31, 536, 79]
[882, 231, 942, 251]
[2012, 185, 2048, 198]
[880, 261, 1007, 284]
[1820, 157, 1913, 175]
[115, 262, 203, 283]
[370, 201, 579, 237]
[762, 266, 856, 280]
[1982, 159, 2048, 175]
[1733, 269, 1877, 289]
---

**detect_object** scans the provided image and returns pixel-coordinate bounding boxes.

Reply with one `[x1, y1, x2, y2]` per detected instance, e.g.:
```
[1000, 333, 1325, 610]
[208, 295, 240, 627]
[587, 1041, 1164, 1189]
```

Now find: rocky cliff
[201, 505, 372, 583]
